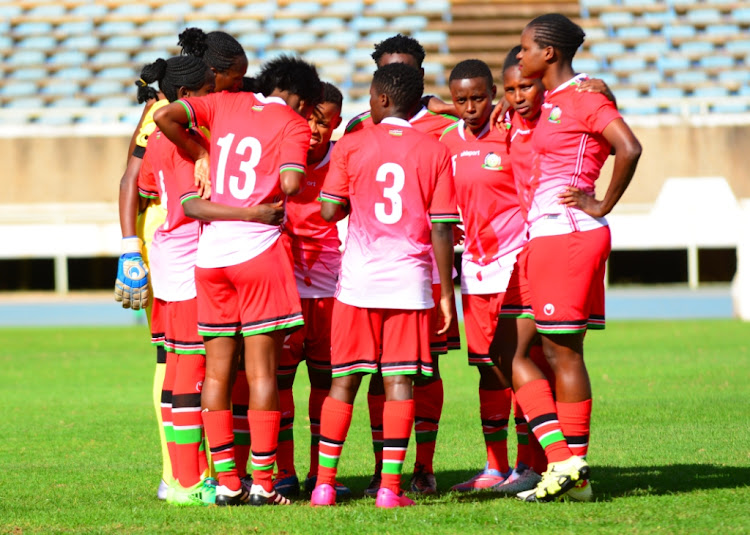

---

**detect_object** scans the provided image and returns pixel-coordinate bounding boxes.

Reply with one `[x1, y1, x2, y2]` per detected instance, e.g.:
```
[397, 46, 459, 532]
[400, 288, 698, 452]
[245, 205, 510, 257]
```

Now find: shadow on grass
[335, 465, 750, 503]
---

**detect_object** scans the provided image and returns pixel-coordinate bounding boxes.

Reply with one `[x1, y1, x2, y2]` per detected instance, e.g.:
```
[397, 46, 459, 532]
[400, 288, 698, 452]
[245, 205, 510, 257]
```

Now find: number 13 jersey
[320, 117, 460, 310]
[180, 92, 310, 268]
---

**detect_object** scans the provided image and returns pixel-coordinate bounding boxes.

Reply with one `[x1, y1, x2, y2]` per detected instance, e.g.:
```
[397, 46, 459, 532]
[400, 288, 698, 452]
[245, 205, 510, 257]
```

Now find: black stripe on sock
[383, 438, 410, 449]
[156, 345, 167, 364]
[161, 390, 172, 403]
[280, 417, 295, 427]
[416, 416, 439, 425]
[481, 418, 509, 427]
[211, 443, 235, 454]
[172, 393, 201, 408]
[320, 435, 345, 446]
[528, 413, 558, 430]
[251, 449, 277, 457]
[564, 435, 589, 445]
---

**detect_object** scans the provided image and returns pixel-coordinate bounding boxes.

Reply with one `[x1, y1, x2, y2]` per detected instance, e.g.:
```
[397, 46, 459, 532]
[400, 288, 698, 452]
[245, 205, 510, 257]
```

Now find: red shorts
[150, 297, 166, 347]
[163, 298, 204, 355]
[499, 243, 534, 320]
[526, 226, 610, 334]
[462, 292, 503, 366]
[278, 297, 333, 376]
[330, 301, 432, 378]
[195, 239, 304, 337]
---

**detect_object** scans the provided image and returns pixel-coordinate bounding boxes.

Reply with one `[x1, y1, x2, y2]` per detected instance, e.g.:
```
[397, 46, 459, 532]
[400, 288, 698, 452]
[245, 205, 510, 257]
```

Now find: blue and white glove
[114, 236, 150, 310]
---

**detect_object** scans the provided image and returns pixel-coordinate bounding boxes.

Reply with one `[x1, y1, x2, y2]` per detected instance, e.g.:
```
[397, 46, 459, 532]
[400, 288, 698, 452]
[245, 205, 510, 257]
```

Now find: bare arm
[431, 222, 455, 335]
[280, 170, 304, 197]
[320, 200, 348, 222]
[558, 118, 642, 218]
[183, 198, 284, 225]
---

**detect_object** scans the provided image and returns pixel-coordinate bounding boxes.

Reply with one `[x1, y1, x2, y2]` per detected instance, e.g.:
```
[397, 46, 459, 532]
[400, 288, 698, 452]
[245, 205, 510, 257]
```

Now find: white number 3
[374, 162, 404, 224]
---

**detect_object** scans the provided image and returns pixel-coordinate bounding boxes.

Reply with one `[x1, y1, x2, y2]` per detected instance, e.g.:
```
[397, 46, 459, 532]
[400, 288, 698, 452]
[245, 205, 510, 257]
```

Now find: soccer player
[310, 63, 459, 508]
[154, 55, 322, 506]
[495, 14, 642, 502]
[344, 33, 460, 496]
[273, 83, 350, 498]
[439, 59, 527, 492]
[115, 28, 249, 500]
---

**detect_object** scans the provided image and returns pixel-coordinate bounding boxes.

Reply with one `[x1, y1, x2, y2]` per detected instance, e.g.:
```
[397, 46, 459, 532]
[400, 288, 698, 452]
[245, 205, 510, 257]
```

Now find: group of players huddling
[114, 13, 641, 508]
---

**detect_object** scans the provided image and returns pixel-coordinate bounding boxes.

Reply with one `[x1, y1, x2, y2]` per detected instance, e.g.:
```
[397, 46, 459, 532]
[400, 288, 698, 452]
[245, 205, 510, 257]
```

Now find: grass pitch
[1, 320, 748, 534]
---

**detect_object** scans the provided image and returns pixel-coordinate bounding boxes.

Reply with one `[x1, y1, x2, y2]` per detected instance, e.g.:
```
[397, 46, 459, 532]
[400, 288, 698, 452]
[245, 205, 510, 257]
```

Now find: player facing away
[272, 83, 352, 498]
[439, 60, 527, 492]
[493, 14, 642, 502]
[136, 55, 217, 506]
[311, 63, 460, 508]
[345, 33, 460, 496]
[115, 28, 248, 500]
[155, 55, 323, 506]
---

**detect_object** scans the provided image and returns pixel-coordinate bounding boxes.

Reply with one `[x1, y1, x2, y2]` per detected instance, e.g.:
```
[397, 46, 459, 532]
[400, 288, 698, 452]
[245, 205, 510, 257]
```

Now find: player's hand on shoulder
[114, 236, 150, 310]
[577, 78, 617, 105]
[194, 156, 211, 199]
[557, 186, 607, 218]
[489, 98, 512, 131]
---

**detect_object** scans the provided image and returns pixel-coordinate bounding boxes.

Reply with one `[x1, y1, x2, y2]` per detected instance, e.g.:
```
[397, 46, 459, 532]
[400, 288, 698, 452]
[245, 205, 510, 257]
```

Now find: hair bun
[178, 27, 208, 58]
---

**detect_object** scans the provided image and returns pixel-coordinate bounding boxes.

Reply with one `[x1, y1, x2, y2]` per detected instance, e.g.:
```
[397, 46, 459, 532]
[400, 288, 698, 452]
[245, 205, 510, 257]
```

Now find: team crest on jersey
[548, 106, 562, 124]
[388, 129, 403, 137]
[252, 105, 264, 111]
[481, 152, 503, 171]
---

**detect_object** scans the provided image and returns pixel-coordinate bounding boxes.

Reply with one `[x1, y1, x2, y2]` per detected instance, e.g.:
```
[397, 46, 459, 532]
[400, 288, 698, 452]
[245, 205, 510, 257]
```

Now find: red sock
[381, 400, 415, 494]
[162, 352, 178, 481]
[317, 397, 353, 487]
[557, 399, 592, 459]
[202, 409, 240, 491]
[367, 392, 385, 470]
[530, 431, 548, 474]
[276, 388, 296, 476]
[414, 380, 443, 473]
[512, 393, 532, 469]
[515, 379, 571, 464]
[231, 370, 250, 478]
[479, 388, 511, 473]
[308, 387, 327, 477]
[172, 354, 206, 488]
[247, 410, 280, 492]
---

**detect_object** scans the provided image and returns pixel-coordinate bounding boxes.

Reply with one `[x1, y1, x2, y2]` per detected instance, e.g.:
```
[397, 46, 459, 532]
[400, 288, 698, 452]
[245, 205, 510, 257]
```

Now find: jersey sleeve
[132, 99, 168, 159]
[179, 93, 217, 132]
[429, 144, 461, 223]
[279, 114, 310, 176]
[319, 138, 350, 206]
[582, 93, 622, 135]
[174, 148, 201, 206]
[137, 148, 159, 200]
[344, 110, 371, 135]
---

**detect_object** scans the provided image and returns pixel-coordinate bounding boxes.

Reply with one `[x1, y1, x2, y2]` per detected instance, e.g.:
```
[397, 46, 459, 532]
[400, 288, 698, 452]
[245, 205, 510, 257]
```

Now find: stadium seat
[414, 0, 450, 16]
[590, 42, 626, 58]
[350, 15, 387, 33]
[672, 70, 709, 88]
[5, 97, 45, 109]
[70, 3, 108, 18]
[572, 57, 602, 73]
[180, 19, 221, 33]
[711, 100, 749, 114]
[318, 62, 351, 85]
[0, 5, 21, 18]
[641, 11, 676, 27]
[366, 0, 408, 15]
[92, 96, 133, 108]
[277, 32, 318, 50]
[685, 8, 722, 24]
[17, 36, 57, 50]
[237, 32, 274, 51]
[726, 40, 750, 57]
[89, 51, 131, 66]
[1, 82, 38, 98]
[49, 50, 89, 66]
[6, 50, 46, 66]
[56, 20, 95, 36]
[84, 81, 125, 97]
[60, 35, 100, 50]
[133, 49, 172, 65]
[413, 31, 447, 50]
[112, 3, 152, 17]
[599, 12, 635, 29]
[693, 86, 729, 98]
[324, 1, 364, 17]
[731, 7, 750, 23]
[11, 68, 47, 81]
[705, 24, 741, 38]
[663, 25, 696, 44]
[13, 22, 53, 36]
[634, 40, 670, 58]
[620, 100, 660, 116]
[699, 55, 735, 72]
[224, 19, 263, 34]
[199, 2, 238, 16]
[307, 17, 346, 33]
[97, 67, 135, 81]
[628, 70, 662, 89]
[104, 35, 144, 50]
[238, 2, 277, 18]
[146, 35, 179, 50]
[140, 20, 179, 37]
[50, 97, 89, 109]
[678, 41, 714, 59]
[615, 26, 652, 43]
[390, 15, 429, 32]
[303, 48, 342, 65]
[41, 81, 80, 98]
[154, 2, 193, 17]
[718, 70, 750, 85]
[347, 47, 374, 66]
[265, 18, 304, 35]
[647, 87, 685, 114]
[611, 56, 649, 75]
[657, 55, 690, 73]
[282, 2, 323, 17]
[54, 67, 93, 82]
[320, 31, 359, 50]
[96, 21, 137, 35]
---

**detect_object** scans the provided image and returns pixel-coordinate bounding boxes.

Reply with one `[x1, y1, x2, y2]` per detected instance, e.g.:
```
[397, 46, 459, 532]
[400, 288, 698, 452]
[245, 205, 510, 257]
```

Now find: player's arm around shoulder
[319, 137, 352, 222]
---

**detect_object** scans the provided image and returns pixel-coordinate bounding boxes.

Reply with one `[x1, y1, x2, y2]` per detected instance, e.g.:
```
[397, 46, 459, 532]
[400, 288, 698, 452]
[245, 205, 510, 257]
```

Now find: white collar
[314, 141, 334, 170]
[254, 93, 287, 106]
[457, 119, 490, 141]
[410, 105, 429, 122]
[550, 73, 588, 96]
[381, 116, 413, 128]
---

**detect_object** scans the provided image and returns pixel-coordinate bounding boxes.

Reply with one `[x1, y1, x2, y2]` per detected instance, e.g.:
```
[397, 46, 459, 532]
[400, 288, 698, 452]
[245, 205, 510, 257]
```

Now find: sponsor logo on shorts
[196, 381, 203, 392]
[544, 303, 555, 316]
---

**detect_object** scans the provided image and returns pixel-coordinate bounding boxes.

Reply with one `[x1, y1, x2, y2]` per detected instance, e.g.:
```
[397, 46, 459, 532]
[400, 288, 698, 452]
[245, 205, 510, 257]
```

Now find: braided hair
[178, 27, 245, 73]
[372, 62, 424, 115]
[449, 59, 494, 89]
[257, 55, 323, 107]
[525, 14, 585, 61]
[137, 56, 210, 103]
[502, 45, 522, 73]
[371, 33, 426, 67]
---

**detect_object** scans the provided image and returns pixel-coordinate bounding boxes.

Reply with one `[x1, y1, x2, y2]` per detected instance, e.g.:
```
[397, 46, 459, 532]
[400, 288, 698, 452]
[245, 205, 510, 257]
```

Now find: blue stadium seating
[1, 82, 38, 98]
[11, 68, 47, 81]
[49, 50, 88, 66]
[60, 35, 99, 50]
[89, 51, 131, 66]
[13, 22, 53, 36]
[54, 67, 93, 82]
[84, 81, 126, 97]
[17, 36, 57, 50]
[6, 97, 45, 109]
[41, 81, 80, 98]
[6, 50, 46, 66]
[56, 21, 95, 36]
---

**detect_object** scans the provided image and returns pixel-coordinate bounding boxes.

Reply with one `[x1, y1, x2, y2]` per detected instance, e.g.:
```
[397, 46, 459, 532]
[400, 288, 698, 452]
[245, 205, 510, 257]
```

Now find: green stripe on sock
[174, 427, 203, 445]
[381, 460, 403, 475]
[415, 431, 438, 444]
[234, 432, 250, 446]
[163, 425, 175, 443]
[278, 429, 294, 442]
[318, 456, 339, 469]
[484, 429, 508, 442]
[251, 462, 274, 471]
[539, 430, 566, 450]
[214, 458, 236, 473]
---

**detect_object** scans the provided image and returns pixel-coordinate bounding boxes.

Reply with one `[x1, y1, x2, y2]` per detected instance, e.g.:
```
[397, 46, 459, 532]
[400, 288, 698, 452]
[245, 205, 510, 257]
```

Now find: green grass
[1, 320, 749, 534]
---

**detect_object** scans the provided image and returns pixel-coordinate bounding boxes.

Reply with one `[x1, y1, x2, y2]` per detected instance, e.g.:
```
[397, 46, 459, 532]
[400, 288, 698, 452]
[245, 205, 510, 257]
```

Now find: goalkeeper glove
[114, 236, 150, 310]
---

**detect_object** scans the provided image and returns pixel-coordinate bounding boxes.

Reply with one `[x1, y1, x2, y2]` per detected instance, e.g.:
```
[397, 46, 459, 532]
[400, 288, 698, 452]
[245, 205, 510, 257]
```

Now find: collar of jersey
[314, 141, 334, 170]
[254, 93, 287, 106]
[457, 119, 490, 141]
[381, 117, 413, 128]
[549, 73, 589, 96]
[410, 105, 429, 122]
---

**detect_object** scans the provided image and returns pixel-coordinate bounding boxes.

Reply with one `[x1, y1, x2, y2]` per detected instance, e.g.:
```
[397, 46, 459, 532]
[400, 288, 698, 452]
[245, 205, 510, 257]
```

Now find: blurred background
[1, 0, 749, 325]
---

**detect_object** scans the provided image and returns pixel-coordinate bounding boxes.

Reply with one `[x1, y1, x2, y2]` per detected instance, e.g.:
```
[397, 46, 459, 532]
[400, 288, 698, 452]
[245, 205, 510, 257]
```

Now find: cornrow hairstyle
[526, 13, 586, 61]
[449, 59, 494, 90]
[178, 27, 245, 73]
[257, 55, 323, 107]
[138, 56, 211, 103]
[503, 45, 522, 72]
[321, 81, 343, 108]
[371, 33, 426, 67]
[372, 62, 424, 115]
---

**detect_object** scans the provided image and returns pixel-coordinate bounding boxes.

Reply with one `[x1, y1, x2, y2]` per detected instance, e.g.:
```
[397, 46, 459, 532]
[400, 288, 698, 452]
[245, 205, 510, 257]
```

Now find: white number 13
[215, 133, 262, 200]
[374, 162, 404, 224]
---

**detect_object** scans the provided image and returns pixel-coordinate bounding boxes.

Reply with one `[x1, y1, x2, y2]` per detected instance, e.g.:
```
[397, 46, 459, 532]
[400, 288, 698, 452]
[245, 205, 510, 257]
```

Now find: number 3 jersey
[320, 117, 460, 310]
[179, 92, 311, 269]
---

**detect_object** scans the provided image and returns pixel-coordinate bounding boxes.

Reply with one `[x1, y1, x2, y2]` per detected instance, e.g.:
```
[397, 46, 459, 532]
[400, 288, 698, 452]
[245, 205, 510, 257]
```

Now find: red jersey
[320, 117, 460, 309]
[138, 128, 202, 301]
[180, 92, 311, 268]
[345, 106, 457, 139]
[508, 111, 539, 224]
[284, 141, 341, 298]
[440, 120, 525, 294]
[529, 74, 621, 238]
